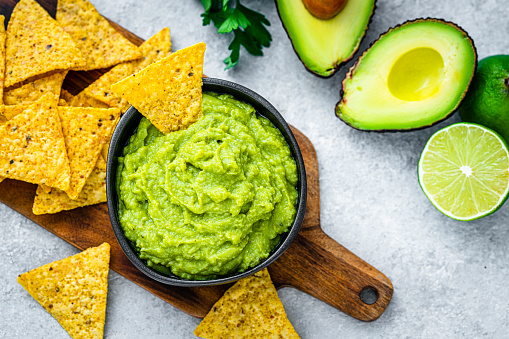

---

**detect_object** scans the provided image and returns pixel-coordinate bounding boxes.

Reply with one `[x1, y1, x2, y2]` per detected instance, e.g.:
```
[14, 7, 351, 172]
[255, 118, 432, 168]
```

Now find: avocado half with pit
[336, 19, 477, 131]
[275, 0, 376, 78]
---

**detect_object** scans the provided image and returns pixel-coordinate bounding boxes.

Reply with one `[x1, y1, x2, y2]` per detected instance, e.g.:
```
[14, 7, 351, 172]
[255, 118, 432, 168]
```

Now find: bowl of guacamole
[106, 78, 307, 286]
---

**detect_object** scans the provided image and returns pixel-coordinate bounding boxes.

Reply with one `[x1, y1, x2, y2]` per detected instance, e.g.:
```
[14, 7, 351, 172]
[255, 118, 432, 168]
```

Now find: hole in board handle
[360, 286, 378, 305]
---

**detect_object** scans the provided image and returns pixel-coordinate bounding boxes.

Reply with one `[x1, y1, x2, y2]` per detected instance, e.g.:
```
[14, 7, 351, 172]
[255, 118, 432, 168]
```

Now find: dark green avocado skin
[275, 0, 377, 78]
[335, 18, 478, 132]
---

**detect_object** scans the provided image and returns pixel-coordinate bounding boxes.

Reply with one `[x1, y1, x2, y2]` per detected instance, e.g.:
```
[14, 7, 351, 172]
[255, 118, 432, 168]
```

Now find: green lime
[460, 55, 509, 143]
[418, 123, 509, 221]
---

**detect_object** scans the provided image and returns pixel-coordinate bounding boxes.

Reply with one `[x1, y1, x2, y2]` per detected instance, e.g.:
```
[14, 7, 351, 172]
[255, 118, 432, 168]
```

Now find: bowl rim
[106, 77, 307, 287]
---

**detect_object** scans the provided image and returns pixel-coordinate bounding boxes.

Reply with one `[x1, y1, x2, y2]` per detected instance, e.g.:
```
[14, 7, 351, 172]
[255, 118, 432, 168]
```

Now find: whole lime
[460, 55, 509, 142]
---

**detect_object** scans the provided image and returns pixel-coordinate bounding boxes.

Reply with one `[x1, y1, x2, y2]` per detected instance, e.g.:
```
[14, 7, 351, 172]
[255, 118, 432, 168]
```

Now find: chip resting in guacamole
[117, 93, 298, 280]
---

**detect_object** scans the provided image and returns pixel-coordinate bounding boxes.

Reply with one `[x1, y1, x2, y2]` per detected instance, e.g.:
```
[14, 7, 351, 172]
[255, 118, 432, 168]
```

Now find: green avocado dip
[117, 92, 298, 280]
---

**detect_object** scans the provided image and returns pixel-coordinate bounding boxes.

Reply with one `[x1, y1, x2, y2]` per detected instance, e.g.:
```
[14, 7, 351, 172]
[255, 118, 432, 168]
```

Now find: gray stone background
[1, 0, 508, 338]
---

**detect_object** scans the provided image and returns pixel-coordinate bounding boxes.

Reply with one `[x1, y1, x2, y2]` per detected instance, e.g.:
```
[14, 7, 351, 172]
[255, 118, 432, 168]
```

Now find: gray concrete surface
[2, 0, 509, 338]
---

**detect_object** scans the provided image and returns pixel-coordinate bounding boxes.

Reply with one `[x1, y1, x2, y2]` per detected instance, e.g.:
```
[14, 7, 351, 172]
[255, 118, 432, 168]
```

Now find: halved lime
[418, 123, 509, 221]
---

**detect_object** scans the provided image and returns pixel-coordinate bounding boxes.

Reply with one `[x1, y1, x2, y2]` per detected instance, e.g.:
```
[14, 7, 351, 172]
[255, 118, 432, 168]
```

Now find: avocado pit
[302, 0, 348, 20]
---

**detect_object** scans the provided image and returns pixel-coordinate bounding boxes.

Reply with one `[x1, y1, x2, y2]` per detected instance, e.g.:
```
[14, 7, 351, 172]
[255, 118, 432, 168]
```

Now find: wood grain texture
[0, 0, 393, 321]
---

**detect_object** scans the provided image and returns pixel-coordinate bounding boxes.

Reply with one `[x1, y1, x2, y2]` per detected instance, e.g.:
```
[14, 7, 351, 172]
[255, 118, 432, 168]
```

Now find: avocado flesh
[276, 0, 375, 77]
[336, 19, 477, 130]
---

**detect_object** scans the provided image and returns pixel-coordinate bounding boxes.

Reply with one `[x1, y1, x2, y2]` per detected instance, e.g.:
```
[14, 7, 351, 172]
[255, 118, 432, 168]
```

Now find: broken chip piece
[0, 94, 70, 190]
[111, 42, 205, 134]
[56, 0, 142, 71]
[5, 0, 85, 88]
[33, 155, 107, 215]
[17, 243, 110, 339]
[194, 268, 300, 339]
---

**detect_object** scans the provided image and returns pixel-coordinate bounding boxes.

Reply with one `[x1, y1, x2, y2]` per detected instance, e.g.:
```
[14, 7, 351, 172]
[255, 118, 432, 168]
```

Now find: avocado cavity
[388, 47, 445, 101]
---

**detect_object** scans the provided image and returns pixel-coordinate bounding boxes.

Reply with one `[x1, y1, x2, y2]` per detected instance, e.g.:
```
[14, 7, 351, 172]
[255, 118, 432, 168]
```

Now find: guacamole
[117, 93, 298, 280]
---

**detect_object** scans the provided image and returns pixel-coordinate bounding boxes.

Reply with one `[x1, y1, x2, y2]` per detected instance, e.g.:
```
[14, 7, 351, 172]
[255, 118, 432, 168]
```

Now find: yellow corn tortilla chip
[4, 72, 66, 105]
[84, 27, 172, 108]
[0, 15, 6, 105]
[0, 95, 70, 190]
[59, 89, 74, 104]
[58, 106, 120, 199]
[111, 42, 205, 134]
[0, 110, 7, 124]
[5, 0, 85, 88]
[59, 89, 109, 108]
[1, 102, 29, 120]
[33, 155, 106, 214]
[17, 243, 110, 339]
[0, 92, 60, 120]
[40, 184, 52, 194]
[194, 268, 300, 339]
[58, 90, 116, 162]
[100, 144, 110, 163]
[57, 0, 142, 71]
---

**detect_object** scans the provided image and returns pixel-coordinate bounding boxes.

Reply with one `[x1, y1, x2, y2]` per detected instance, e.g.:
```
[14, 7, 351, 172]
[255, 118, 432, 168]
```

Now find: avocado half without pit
[336, 19, 477, 131]
[275, 0, 376, 77]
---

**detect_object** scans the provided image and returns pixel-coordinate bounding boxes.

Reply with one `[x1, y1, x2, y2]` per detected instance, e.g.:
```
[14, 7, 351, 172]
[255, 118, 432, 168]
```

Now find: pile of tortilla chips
[0, 0, 174, 215]
[18, 243, 111, 339]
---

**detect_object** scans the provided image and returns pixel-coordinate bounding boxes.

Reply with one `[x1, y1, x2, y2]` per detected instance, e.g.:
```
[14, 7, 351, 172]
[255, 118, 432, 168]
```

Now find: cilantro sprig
[201, 0, 272, 70]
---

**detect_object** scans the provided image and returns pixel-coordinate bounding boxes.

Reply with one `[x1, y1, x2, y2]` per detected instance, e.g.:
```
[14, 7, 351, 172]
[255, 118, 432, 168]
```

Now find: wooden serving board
[0, 0, 393, 321]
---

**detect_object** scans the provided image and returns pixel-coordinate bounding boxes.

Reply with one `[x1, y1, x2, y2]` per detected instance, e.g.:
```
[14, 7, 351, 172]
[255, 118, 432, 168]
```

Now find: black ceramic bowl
[106, 78, 307, 287]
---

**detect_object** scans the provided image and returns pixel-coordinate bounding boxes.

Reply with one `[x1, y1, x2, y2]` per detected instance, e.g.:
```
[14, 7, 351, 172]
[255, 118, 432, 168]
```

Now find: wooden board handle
[269, 231, 393, 321]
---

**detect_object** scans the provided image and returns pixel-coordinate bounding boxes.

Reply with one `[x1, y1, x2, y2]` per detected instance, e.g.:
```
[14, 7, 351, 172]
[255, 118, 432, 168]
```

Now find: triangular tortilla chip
[1, 92, 60, 120]
[0, 95, 70, 190]
[0, 15, 6, 104]
[84, 27, 172, 108]
[4, 72, 66, 105]
[0, 109, 8, 123]
[57, 0, 142, 71]
[33, 155, 107, 214]
[58, 106, 120, 199]
[59, 89, 109, 108]
[5, 0, 85, 88]
[17, 243, 110, 339]
[60, 89, 109, 108]
[194, 269, 300, 339]
[111, 42, 205, 134]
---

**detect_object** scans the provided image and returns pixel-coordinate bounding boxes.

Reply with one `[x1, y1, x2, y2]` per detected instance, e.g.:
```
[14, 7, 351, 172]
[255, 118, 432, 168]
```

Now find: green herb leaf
[201, 0, 212, 12]
[201, 0, 272, 70]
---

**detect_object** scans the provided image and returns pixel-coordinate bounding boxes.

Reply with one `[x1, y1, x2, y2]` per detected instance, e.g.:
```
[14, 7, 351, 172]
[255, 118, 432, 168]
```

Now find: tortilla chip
[17, 243, 110, 339]
[0, 15, 6, 104]
[59, 89, 109, 108]
[57, 0, 142, 71]
[33, 155, 107, 214]
[4, 72, 66, 105]
[58, 106, 120, 199]
[194, 269, 300, 339]
[1, 93, 60, 120]
[5, 0, 85, 88]
[0, 110, 7, 124]
[39, 184, 52, 194]
[0, 95, 70, 190]
[84, 27, 172, 108]
[111, 42, 205, 134]
[1, 103, 28, 120]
